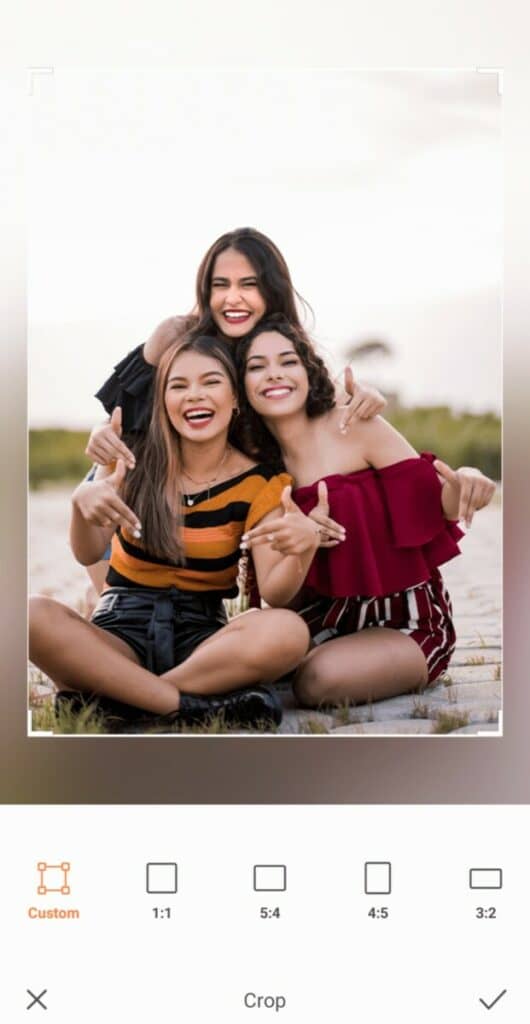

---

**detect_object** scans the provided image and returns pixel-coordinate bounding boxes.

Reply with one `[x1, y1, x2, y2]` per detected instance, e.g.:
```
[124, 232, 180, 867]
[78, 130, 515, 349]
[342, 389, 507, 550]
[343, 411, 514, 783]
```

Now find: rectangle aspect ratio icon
[469, 868, 502, 890]
[253, 865, 286, 892]
[146, 862, 178, 894]
[364, 862, 392, 895]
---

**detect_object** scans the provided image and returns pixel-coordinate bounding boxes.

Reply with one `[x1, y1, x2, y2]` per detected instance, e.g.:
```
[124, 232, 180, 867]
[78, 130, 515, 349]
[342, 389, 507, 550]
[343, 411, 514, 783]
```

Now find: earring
[232, 406, 240, 417]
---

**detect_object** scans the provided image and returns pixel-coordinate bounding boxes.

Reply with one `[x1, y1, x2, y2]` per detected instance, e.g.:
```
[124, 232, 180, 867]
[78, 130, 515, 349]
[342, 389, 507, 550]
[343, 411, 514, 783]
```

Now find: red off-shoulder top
[292, 453, 463, 598]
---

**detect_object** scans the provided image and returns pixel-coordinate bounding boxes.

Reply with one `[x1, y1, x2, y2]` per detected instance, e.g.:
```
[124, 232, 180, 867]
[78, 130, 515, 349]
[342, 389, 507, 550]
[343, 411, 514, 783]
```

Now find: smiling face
[209, 248, 267, 339]
[244, 330, 309, 420]
[164, 349, 237, 442]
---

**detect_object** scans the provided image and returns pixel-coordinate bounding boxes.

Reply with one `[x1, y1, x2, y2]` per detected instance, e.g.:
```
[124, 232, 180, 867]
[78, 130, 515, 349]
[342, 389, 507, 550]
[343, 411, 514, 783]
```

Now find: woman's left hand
[338, 367, 387, 433]
[242, 486, 321, 556]
[434, 460, 496, 527]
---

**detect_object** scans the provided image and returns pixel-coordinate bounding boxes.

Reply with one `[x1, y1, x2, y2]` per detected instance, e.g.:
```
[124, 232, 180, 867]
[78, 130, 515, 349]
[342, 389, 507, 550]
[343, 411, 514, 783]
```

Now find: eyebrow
[167, 370, 226, 383]
[211, 275, 258, 284]
[246, 349, 296, 362]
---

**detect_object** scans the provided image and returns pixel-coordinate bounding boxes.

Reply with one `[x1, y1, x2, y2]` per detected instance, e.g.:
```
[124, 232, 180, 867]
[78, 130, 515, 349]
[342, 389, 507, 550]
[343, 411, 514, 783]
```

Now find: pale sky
[28, 69, 502, 427]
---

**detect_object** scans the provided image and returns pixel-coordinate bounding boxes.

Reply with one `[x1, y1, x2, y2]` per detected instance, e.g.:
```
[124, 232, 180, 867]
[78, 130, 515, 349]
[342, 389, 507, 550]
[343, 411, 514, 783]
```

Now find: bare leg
[161, 609, 309, 695]
[293, 628, 429, 707]
[30, 598, 309, 711]
[30, 596, 182, 714]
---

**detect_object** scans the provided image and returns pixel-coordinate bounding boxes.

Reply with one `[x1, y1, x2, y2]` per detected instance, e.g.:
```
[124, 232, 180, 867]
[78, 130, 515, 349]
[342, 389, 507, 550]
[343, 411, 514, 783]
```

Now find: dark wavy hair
[233, 314, 336, 469]
[122, 333, 243, 562]
[190, 227, 314, 336]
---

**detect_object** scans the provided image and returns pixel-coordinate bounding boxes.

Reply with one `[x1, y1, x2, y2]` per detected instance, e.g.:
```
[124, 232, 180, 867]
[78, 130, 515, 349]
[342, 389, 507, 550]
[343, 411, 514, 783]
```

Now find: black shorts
[90, 585, 228, 675]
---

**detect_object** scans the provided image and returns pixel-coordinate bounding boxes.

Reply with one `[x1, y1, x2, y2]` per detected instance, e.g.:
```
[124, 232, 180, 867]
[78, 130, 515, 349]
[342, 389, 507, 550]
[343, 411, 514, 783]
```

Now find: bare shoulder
[353, 415, 419, 468]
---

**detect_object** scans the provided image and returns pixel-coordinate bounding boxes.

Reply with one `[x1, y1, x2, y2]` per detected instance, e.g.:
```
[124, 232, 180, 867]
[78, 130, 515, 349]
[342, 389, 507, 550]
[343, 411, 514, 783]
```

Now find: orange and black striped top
[106, 465, 291, 597]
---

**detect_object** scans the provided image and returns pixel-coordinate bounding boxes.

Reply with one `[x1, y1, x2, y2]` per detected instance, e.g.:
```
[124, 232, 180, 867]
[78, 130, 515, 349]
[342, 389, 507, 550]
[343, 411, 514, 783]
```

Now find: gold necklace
[181, 446, 231, 506]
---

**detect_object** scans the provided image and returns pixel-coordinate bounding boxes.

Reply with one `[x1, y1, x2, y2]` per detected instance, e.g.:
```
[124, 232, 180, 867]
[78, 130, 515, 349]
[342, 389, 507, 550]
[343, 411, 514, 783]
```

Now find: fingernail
[241, 533, 249, 541]
[240, 542, 248, 551]
[133, 529, 141, 539]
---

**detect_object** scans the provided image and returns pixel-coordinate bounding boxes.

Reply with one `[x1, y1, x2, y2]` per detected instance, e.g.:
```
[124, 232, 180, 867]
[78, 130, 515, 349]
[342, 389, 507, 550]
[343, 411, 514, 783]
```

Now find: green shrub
[387, 406, 501, 479]
[29, 407, 501, 489]
[29, 429, 91, 489]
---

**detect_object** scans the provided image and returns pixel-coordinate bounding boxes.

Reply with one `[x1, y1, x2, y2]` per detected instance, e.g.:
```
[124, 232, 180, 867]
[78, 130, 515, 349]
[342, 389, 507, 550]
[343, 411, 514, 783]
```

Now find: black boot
[177, 685, 283, 729]
[54, 685, 283, 732]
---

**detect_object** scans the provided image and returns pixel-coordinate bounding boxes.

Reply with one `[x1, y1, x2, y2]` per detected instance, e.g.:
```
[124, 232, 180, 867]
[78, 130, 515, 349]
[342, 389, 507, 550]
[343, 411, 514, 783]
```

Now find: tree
[344, 338, 394, 362]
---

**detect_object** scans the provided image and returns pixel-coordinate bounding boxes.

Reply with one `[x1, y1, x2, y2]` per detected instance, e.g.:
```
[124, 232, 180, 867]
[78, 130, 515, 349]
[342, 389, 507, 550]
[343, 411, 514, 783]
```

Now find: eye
[168, 382, 186, 390]
[246, 363, 264, 373]
[282, 359, 298, 366]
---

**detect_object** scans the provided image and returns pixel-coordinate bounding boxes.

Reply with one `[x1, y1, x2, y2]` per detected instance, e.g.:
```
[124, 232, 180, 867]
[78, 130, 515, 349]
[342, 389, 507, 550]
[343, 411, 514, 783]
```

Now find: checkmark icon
[479, 989, 507, 1010]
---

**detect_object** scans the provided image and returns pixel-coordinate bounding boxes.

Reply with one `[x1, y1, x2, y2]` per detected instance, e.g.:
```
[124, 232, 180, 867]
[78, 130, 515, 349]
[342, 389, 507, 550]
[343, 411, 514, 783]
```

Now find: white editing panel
[2, 806, 527, 1021]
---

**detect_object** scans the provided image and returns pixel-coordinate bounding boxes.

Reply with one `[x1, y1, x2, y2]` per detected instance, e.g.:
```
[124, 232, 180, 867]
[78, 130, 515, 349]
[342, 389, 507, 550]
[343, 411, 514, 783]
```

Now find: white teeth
[185, 411, 213, 421]
[264, 388, 291, 397]
[224, 312, 249, 320]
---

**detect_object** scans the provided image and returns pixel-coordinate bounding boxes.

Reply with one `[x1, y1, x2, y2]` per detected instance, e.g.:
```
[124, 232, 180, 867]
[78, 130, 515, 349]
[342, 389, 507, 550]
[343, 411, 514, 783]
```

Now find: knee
[267, 610, 310, 665]
[30, 595, 57, 629]
[244, 609, 309, 674]
[293, 652, 336, 708]
[29, 595, 72, 641]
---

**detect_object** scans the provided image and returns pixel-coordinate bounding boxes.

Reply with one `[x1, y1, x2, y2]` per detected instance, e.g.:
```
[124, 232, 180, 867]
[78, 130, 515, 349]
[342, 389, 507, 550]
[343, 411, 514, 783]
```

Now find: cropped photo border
[1, 44, 527, 802]
[26, 68, 502, 742]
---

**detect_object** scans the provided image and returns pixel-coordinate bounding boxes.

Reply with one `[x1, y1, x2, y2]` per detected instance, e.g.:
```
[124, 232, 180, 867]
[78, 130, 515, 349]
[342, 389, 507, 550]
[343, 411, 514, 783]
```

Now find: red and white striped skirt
[297, 569, 456, 686]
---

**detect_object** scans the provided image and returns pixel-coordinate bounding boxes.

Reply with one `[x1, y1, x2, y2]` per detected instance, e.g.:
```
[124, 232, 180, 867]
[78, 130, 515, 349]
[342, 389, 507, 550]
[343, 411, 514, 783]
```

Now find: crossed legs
[29, 596, 309, 714]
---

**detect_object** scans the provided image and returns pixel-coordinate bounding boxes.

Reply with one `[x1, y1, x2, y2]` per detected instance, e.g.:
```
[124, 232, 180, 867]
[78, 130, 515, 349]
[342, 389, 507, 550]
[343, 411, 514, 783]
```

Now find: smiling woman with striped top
[28, 334, 319, 732]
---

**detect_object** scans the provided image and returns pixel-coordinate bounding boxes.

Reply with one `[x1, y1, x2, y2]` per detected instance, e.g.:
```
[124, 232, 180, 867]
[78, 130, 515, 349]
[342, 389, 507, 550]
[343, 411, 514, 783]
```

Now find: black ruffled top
[95, 344, 156, 435]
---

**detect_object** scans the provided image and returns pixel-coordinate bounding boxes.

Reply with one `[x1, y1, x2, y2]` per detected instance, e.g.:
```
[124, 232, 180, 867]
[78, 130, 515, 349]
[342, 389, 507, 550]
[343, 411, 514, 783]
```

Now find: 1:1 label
[152, 907, 172, 919]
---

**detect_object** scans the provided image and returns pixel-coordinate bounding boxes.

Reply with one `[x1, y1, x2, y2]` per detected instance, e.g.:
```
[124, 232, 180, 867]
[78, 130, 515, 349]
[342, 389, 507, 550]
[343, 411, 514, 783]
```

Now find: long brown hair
[190, 227, 314, 336]
[234, 314, 336, 470]
[122, 334, 239, 563]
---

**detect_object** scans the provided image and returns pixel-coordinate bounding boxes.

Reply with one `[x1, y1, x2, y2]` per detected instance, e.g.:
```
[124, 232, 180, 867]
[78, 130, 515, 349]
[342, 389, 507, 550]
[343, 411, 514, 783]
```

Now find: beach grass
[29, 691, 279, 736]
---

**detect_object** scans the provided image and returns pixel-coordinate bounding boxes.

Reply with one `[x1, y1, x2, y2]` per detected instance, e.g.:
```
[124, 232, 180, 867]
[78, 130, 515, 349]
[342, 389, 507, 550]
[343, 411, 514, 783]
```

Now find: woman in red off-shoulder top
[237, 316, 496, 708]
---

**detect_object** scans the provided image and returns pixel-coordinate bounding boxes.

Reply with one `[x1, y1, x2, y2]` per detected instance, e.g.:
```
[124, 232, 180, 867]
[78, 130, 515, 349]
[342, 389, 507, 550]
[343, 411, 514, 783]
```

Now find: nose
[267, 366, 285, 381]
[186, 380, 206, 401]
[224, 282, 243, 306]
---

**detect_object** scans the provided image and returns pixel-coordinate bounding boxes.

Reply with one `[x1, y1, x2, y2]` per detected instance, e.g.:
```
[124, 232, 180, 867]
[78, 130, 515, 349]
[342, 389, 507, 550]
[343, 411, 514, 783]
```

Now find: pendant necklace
[181, 446, 231, 506]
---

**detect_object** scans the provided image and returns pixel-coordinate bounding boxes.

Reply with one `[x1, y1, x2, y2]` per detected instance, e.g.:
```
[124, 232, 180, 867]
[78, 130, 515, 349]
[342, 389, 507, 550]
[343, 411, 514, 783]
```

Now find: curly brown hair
[233, 314, 336, 469]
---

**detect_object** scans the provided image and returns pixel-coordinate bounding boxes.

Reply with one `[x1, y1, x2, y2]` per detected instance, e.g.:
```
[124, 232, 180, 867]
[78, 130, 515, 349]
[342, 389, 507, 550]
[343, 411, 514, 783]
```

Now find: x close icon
[26, 989, 47, 1010]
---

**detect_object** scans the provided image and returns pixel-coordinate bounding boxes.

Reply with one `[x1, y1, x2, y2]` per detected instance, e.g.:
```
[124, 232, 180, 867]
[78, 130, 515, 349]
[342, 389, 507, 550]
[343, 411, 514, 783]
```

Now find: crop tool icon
[37, 861, 71, 896]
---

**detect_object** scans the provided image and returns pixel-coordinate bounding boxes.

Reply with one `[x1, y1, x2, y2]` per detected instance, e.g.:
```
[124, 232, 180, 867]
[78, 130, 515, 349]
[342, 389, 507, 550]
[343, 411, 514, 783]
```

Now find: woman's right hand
[85, 407, 136, 468]
[72, 459, 142, 535]
[307, 480, 346, 548]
